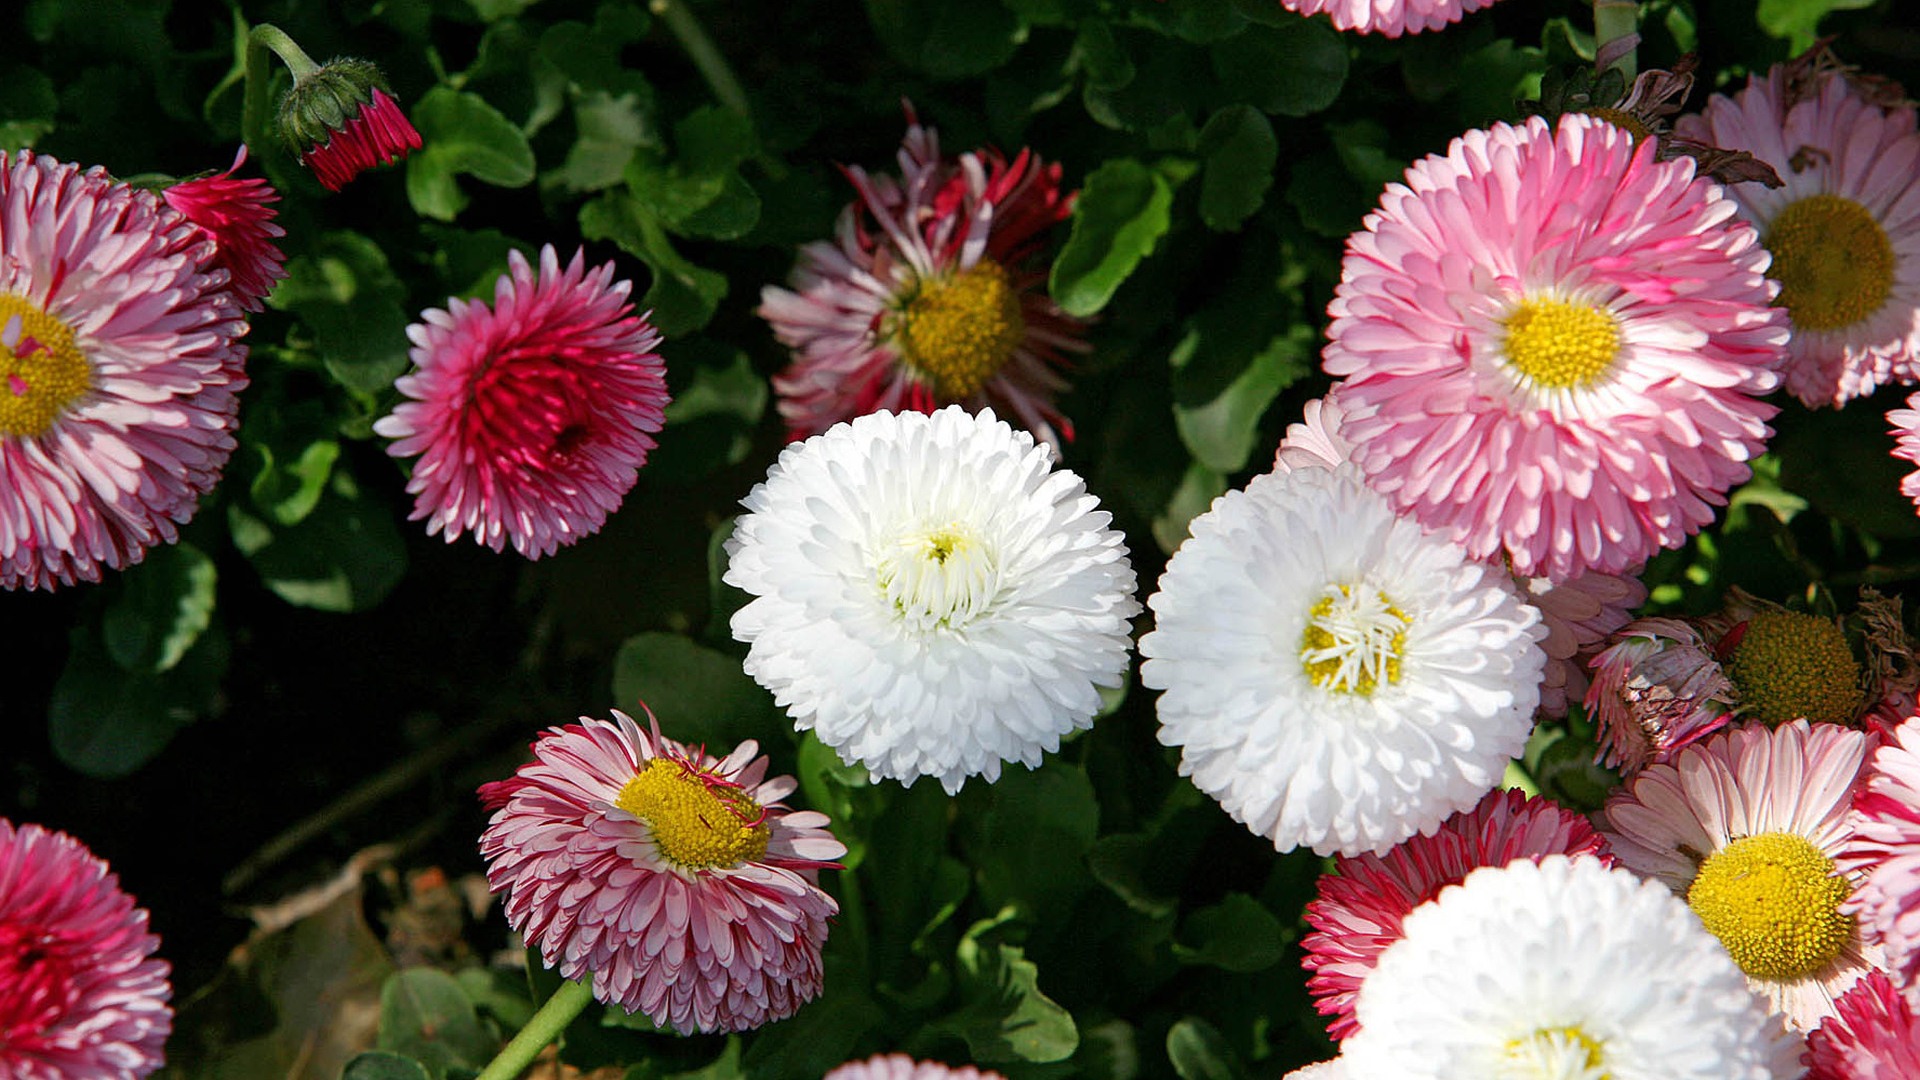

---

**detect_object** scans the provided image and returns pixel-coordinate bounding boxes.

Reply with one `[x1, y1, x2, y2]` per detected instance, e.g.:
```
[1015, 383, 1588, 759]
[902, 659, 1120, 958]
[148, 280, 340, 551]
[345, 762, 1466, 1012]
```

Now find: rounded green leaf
[1050, 159, 1175, 317]
[1166, 1017, 1244, 1080]
[102, 542, 217, 674]
[376, 968, 493, 1073]
[1210, 20, 1348, 117]
[341, 1051, 432, 1080]
[610, 632, 783, 748]
[405, 86, 537, 221]
[1197, 105, 1278, 232]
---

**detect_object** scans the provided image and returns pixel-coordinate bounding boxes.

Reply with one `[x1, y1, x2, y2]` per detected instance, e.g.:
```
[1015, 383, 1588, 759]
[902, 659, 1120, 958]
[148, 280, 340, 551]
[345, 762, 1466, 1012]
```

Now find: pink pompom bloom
[1277, 0, 1502, 37]
[162, 147, 288, 312]
[1322, 113, 1788, 582]
[1273, 391, 1354, 474]
[0, 819, 172, 1079]
[1804, 970, 1920, 1079]
[1300, 788, 1613, 1041]
[1843, 715, 1920, 991]
[1603, 720, 1882, 1031]
[0, 151, 248, 591]
[758, 110, 1087, 445]
[825, 1055, 1007, 1080]
[478, 710, 846, 1033]
[1586, 616, 1737, 775]
[1892, 394, 1920, 515]
[374, 245, 669, 559]
[1676, 55, 1920, 407]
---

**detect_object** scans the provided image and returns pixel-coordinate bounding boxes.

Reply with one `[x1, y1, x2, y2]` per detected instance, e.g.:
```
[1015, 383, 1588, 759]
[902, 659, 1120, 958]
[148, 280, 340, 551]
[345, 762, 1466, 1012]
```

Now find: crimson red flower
[162, 147, 288, 311]
[299, 88, 421, 191]
[1805, 970, 1920, 1079]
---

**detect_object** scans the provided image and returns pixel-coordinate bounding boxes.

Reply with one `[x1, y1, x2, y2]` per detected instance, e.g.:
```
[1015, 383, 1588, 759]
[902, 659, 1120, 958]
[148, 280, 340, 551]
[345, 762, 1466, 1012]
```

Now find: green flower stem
[1594, 0, 1637, 79]
[654, 0, 752, 117]
[475, 978, 596, 1080]
[242, 24, 319, 158]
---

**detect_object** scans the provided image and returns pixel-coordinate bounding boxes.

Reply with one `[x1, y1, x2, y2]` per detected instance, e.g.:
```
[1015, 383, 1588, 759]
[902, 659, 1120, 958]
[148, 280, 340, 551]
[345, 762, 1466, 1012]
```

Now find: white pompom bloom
[725, 406, 1139, 793]
[1344, 857, 1803, 1079]
[1139, 463, 1546, 857]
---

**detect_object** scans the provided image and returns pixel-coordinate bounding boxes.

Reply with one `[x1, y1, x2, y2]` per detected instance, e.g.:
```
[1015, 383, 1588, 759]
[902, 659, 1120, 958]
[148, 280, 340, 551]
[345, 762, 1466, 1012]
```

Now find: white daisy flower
[724, 406, 1139, 793]
[1139, 463, 1547, 857]
[1344, 856, 1804, 1079]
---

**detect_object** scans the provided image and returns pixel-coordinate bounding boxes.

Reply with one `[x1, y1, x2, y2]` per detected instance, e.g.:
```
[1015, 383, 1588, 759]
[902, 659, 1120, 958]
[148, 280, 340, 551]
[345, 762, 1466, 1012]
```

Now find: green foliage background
[3, 0, 1919, 1076]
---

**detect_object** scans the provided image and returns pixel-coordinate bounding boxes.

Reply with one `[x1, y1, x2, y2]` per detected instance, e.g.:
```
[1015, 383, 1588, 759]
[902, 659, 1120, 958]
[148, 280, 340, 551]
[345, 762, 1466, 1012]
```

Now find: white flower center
[1499, 1025, 1609, 1080]
[876, 521, 998, 631]
[1300, 583, 1411, 695]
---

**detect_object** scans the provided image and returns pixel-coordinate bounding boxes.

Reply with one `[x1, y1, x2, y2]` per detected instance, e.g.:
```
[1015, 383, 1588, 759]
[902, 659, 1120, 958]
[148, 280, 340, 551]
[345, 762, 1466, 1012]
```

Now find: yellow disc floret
[615, 758, 771, 870]
[0, 295, 90, 439]
[1724, 610, 1860, 727]
[1301, 584, 1412, 696]
[1501, 298, 1621, 390]
[1502, 1025, 1609, 1080]
[1686, 832, 1853, 983]
[896, 260, 1026, 399]
[1764, 194, 1895, 332]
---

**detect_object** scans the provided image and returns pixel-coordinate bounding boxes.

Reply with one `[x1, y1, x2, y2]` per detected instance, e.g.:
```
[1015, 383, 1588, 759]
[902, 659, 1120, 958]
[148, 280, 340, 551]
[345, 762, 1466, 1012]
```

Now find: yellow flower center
[0, 295, 90, 439]
[1724, 610, 1860, 726]
[1764, 194, 1895, 332]
[1501, 1025, 1609, 1080]
[1301, 584, 1411, 696]
[1686, 832, 1853, 983]
[1580, 106, 1652, 143]
[897, 260, 1025, 399]
[1501, 298, 1620, 390]
[614, 758, 771, 870]
[875, 521, 997, 631]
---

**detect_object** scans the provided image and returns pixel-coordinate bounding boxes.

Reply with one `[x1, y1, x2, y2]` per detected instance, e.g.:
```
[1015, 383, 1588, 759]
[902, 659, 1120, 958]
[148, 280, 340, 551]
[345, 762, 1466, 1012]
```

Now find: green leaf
[1173, 894, 1287, 972]
[610, 632, 783, 748]
[102, 542, 217, 674]
[579, 190, 728, 335]
[50, 621, 228, 778]
[1087, 833, 1179, 919]
[376, 969, 493, 1074]
[740, 990, 885, 1079]
[959, 762, 1100, 923]
[466, 0, 539, 20]
[1134, 0, 1248, 43]
[946, 941, 1079, 1064]
[1756, 0, 1875, 48]
[1209, 20, 1348, 117]
[648, 345, 768, 481]
[229, 468, 407, 613]
[269, 231, 412, 394]
[1165, 1017, 1244, 1080]
[1197, 105, 1277, 232]
[1776, 403, 1920, 540]
[0, 67, 57, 149]
[341, 1052, 433, 1080]
[865, 0, 1023, 79]
[1072, 22, 1134, 91]
[1050, 159, 1175, 317]
[406, 86, 538, 221]
[548, 88, 654, 194]
[1172, 324, 1312, 473]
[1153, 463, 1227, 555]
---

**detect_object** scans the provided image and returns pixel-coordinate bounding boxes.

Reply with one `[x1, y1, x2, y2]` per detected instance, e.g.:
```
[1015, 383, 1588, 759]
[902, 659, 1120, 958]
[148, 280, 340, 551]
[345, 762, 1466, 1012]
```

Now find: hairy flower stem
[242, 24, 319, 185]
[653, 0, 751, 117]
[474, 978, 595, 1080]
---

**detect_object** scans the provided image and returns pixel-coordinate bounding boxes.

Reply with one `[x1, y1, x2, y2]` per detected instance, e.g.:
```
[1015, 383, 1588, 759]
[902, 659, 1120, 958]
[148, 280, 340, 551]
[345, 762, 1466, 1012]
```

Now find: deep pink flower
[758, 109, 1087, 445]
[1300, 787, 1613, 1041]
[374, 245, 669, 559]
[0, 151, 248, 590]
[1586, 616, 1737, 775]
[299, 88, 421, 192]
[1805, 970, 1920, 1079]
[1843, 715, 1920, 990]
[1278, 0, 1503, 36]
[824, 1055, 1007, 1080]
[0, 820, 172, 1079]
[1322, 114, 1788, 582]
[478, 710, 845, 1033]
[162, 147, 288, 312]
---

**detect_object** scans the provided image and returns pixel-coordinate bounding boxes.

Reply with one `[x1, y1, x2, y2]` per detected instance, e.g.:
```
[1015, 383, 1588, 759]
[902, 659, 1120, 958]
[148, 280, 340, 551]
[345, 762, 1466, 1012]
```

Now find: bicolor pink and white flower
[758, 110, 1086, 445]
[162, 147, 288, 312]
[0, 819, 172, 1079]
[824, 1055, 1006, 1080]
[1277, 0, 1503, 37]
[374, 245, 668, 559]
[1892, 395, 1920, 516]
[1804, 970, 1920, 1079]
[1301, 788, 1613, 1040]
[1521, 567, 1647, 718]
[1843, 715, 1920, 990]
[1322, 113, 1788, 582]
[0, 151, 248, 591]
[477, 710, 845, 1033]
[1586, 616, 1737, 775]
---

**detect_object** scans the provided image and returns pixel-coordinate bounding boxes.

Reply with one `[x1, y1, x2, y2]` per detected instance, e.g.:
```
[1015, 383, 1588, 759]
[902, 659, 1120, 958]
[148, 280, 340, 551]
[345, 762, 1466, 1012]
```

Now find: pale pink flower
[1521, 567, 1646, 718]
[162, 147, 288, 312]
[1892, 394, 1920, 514]
[1277, 0, 1502, 37]
[824, 1055, 1006, 1080]
[477, 710, 845, 1033]
[0, 819, 172, 1079]
[374, 245, 668, 559]
[1300, 787, 1612, 1041]
[1804, 970, 1920, 1079]
[1843, 715, 1920, 990]
[1272, 391, 1354, 473]
[0, 151, 248, 591]
[1676, 59, 1920, 407]
[1586, 615, 1738, 774]
[1603, 720, 1882, 1030]
[1322, 113, 1788, 582]
[758, 110, 1086, 445]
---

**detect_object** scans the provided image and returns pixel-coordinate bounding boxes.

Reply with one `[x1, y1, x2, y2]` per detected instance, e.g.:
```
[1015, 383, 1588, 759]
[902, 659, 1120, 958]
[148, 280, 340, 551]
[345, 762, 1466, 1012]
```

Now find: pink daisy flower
[1603, 719, 1882, 1031]
[1804, 970, 1920, 1079]
[1300, 787, 1613, 1041]
[758, 110, 1087, 445]
[162, 147, 288, 313]
[1322, 113, 1789, 582]
[825, 1055, 1007, 1080]
[1273, 391, 1354, 474]
[1843, 715, 1920, 990]
[1586, 615, 1737, 775]
[0, 819, 172, 1079]
[478, 710, 846, 1033]
[374, 245, 669, 559]
[1277, 0, 1502, 37]
[0, 151, 248, 591]
[1676, 58, 1920, 407]
[1892, 395, 1920, 515]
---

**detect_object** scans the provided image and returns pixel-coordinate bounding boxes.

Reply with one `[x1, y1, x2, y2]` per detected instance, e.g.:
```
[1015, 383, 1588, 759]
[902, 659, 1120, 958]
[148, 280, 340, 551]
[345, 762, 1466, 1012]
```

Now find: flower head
[1322, 114, 1788, 581]
[725, 406, 1138, 793]
[162, 147, 288, 312]
[1275, 0, 1502, 37]
[1139, 462, 1547, 857]
[477, 710, 845, 1033]
[0, 819, 172, 1079]
[1675, 55, 1920, 406]
[374, 245, 669, 559]
[277, 57, 421, 191]
[1842, 715, 1920, 991]
[1804, 970, 1920, 1079]
[1273, 391, 1355, 474]
[0, 151, 248, 591]
[1301, 788, 1613, 1040]
[824, 1055, 1007, 1080]
[1603, 719, 1881, 1030]
[758, 111, 1086, 445]
[1586, 616, 1738, 775]
[1341, 856, 1803, 1078]
[1522, 567, 1647, 719]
